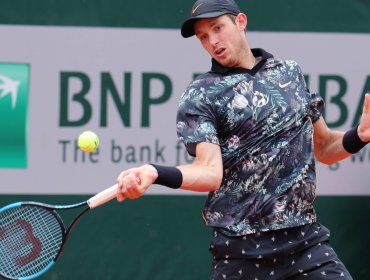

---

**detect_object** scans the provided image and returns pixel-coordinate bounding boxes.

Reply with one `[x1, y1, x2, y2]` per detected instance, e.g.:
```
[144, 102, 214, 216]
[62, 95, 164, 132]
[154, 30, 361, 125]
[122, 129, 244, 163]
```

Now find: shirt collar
[210, 48, 274, 75]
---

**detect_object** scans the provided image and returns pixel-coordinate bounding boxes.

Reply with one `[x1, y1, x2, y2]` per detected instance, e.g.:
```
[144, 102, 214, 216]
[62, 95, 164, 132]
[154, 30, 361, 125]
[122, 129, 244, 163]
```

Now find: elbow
[316, 157, 336, 165]
[314, 144, 334, 165]
[210, 173, 223, 191]
[314, 151, 330, 165]
[314, 150, 339, 165]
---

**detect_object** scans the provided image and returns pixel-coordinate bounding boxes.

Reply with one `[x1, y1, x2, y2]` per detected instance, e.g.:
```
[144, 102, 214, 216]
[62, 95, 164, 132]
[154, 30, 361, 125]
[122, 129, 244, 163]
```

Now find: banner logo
[0, 63, 30, 168]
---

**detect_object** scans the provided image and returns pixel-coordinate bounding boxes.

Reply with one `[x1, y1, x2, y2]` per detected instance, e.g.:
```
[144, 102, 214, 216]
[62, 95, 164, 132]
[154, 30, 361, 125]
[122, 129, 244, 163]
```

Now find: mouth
[214, 47, 226, 57]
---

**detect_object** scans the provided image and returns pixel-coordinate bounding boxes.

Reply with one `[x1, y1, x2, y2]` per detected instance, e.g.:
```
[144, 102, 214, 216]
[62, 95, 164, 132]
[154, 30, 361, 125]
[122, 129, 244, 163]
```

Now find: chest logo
[278, 81, 292, 89]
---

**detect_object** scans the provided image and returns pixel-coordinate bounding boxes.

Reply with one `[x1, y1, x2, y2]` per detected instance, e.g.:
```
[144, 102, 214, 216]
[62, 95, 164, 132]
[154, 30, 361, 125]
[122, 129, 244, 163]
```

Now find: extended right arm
[116, 141, 223, 201]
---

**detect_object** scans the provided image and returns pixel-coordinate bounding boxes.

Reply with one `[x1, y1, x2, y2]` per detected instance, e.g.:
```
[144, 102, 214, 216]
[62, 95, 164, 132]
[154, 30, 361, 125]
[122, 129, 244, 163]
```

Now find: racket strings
[0, 205, 63, 278]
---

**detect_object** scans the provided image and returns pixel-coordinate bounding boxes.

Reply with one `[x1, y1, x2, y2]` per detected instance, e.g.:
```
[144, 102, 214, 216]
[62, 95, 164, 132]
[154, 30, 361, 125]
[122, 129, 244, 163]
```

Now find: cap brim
[181, 11, 229, 38]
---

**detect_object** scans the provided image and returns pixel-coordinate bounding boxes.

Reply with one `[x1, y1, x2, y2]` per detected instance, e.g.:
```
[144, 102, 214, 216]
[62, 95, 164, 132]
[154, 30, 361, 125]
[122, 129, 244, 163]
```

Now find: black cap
[181, 0, 240, 38]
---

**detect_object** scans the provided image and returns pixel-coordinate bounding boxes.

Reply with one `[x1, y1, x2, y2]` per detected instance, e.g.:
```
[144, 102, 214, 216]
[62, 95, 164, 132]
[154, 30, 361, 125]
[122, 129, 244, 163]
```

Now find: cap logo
[192, 2, 204, 14]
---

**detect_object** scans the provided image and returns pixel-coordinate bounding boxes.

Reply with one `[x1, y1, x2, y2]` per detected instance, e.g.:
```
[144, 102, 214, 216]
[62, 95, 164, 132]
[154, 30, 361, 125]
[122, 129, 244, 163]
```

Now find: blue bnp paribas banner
[0, 0, 369, 280]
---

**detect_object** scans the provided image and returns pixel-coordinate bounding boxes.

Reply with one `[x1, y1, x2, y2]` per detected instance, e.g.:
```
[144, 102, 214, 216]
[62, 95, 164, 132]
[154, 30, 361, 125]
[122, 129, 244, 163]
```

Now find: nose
[208, 33, 219, 47]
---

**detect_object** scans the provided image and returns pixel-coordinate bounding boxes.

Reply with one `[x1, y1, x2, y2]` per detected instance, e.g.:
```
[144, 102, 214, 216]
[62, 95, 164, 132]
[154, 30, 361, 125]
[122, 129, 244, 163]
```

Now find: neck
[241, 49, 255, 69]
[250, 56, 256, 69]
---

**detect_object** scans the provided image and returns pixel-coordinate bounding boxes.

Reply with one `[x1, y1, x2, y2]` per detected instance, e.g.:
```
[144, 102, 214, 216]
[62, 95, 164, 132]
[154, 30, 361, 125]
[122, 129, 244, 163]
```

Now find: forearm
[177, 161, 223, 192]
[314, 129, 350, 165]
[314, 117, 369, 164]
[116, 142, 223, 200]
[153, 142, 223, 192]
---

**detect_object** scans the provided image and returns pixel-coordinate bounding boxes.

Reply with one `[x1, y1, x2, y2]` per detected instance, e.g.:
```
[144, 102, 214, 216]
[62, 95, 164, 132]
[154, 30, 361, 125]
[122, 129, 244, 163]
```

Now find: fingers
[116, 169, 130, 202]
[115, 164, 157, 202]
[117, 193, 126, 202]
[123, 173, 142, 199]
[116, 169, 143, 201]
[363, 93, 370, 114]
[357, 93, 370, 142]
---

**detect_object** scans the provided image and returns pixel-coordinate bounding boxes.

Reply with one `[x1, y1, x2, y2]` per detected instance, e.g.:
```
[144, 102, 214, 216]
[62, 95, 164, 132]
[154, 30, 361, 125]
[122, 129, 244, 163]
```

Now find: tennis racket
[0, 184, 119, 280]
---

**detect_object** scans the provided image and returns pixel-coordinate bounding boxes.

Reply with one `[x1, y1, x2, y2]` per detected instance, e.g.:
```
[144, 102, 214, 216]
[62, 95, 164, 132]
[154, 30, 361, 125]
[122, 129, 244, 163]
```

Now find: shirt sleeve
[308, 91, 325, 123]
[295, 62, 324, 123]
[176, 84, 219, 157]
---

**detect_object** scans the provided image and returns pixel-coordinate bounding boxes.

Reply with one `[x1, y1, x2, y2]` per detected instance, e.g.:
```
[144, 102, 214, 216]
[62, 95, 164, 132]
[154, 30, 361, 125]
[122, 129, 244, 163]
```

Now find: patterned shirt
[176, 49, 324, 236]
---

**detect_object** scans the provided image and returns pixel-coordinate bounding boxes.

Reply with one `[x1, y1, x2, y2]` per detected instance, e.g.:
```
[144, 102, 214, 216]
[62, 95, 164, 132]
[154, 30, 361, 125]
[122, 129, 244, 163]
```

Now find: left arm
[313, 118, 348, 165]
[313, 93, 370, 164]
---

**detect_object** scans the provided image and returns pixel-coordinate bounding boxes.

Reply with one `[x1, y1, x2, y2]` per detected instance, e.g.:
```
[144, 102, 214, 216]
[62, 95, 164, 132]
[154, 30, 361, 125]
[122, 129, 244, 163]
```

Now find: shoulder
[180, 71, 228, 102]
[189, 72, 220, 88]
[263, 58, 300, 69]
[261, 59, 305, 80]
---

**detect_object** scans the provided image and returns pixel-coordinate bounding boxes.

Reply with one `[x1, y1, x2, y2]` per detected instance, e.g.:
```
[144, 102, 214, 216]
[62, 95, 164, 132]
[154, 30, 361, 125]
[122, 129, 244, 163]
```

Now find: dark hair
[226, 14, 237, 23]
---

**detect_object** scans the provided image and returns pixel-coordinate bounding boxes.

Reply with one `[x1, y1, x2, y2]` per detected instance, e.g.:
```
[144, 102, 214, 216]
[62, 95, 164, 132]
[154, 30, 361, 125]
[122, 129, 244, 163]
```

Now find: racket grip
[87, 184, 118, 209]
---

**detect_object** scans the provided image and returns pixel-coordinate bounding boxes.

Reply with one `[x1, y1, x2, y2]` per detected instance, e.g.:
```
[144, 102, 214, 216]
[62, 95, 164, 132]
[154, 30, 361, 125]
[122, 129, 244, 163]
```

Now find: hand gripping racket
[0, 184, 119, 280]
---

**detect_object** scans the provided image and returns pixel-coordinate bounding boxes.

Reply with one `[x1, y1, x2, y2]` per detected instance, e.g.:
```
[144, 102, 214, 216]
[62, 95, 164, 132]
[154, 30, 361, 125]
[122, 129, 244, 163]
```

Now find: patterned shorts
[209, 223, 353, 280]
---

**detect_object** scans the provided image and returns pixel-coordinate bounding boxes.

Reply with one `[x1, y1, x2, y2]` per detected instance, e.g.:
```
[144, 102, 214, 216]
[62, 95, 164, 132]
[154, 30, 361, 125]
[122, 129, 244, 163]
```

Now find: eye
[214, 25, 223, 32]
[198, 34, 208, 41]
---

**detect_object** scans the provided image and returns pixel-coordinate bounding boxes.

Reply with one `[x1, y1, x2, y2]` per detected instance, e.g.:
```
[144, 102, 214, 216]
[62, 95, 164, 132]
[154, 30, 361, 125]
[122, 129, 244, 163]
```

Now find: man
[116, 0, 370, 279]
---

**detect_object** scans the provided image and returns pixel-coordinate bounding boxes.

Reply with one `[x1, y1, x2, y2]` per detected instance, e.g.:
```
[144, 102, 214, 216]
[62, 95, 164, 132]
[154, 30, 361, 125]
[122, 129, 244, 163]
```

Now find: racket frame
[0, 201, 90, 280]
[0, 183, 118, 279]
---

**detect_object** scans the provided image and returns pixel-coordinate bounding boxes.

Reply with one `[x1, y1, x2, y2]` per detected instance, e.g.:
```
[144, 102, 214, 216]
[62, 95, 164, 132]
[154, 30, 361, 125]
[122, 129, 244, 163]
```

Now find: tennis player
[116, 0, 370, 279]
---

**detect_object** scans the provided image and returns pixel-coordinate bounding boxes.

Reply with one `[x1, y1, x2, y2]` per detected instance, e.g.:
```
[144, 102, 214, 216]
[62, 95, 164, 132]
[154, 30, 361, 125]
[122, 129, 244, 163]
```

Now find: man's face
[194, 14, 247, 68]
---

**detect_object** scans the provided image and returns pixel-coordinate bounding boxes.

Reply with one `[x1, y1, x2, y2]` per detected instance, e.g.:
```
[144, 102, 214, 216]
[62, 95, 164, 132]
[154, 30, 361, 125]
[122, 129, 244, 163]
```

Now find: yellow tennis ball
[78, 131, 99, 152]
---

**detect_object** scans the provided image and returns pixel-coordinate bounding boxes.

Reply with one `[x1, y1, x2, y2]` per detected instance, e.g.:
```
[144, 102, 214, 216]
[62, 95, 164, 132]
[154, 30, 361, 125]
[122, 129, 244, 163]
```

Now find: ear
[235, 13, 247, 32]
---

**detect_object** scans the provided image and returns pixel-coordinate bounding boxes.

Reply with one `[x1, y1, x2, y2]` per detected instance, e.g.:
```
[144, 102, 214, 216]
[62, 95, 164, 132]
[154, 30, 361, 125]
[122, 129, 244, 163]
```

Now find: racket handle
[87, 184, 118, 209]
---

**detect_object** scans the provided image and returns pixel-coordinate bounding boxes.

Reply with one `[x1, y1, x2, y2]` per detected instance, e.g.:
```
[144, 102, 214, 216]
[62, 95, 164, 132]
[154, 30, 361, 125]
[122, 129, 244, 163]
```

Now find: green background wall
[0, 195, 369, 279]
[0, 0, 369, 33]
